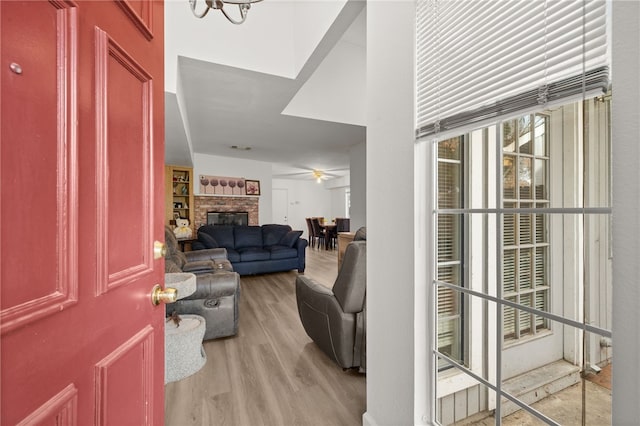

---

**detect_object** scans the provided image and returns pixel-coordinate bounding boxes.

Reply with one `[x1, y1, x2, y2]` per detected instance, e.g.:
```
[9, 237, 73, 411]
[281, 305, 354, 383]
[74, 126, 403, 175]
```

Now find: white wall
[365, 3, 421, 426]
[165, 1, 347, 93]
[193, 153, 273, 225]
[363, 3, 639, 426]
[165, 1, 295, 93]
[272, 178, 333, 240]
[283, 37, 366, 126]
[329, 187, 348, 220]
[324, 175, 351, 221]
[293, 0, 347, 76]
[611, 2, 640, 422]
[349, 141, 366, 231]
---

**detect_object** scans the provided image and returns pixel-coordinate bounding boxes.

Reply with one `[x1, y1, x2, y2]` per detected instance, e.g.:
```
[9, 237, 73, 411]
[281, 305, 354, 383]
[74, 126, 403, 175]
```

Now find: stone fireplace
[194, 196, 259, 228]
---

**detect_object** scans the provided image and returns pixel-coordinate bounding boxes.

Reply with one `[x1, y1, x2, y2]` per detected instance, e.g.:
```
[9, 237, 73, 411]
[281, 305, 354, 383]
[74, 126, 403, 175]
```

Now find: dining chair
[305, 218, 316, 248]
[335, 218, 350, 233]
[310, 218, 326, 249]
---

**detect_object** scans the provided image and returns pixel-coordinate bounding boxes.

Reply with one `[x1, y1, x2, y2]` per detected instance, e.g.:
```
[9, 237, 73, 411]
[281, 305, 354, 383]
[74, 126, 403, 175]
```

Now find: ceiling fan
[272, 166, 348, 183]
[312, 170, 329, 183]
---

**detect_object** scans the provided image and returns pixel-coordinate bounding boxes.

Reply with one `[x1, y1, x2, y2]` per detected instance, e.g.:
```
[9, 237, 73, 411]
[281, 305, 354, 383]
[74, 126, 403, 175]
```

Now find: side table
[337, 232, 356, 269]
[176, 237, 196, 252]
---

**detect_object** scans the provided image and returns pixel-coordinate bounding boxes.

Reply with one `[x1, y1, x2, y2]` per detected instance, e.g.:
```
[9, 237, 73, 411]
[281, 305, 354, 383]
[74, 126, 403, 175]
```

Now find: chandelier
[189, 0, 262, 25]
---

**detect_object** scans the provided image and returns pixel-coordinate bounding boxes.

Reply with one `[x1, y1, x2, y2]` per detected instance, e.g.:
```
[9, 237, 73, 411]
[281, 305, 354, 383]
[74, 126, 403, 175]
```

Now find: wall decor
[245, 180, 260, 196]
[199, 175, 246, 195]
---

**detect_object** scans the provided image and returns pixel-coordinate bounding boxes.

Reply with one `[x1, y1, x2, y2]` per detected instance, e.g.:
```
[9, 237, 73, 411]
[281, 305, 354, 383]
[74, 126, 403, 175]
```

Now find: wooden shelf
[165, 165, 194, 231]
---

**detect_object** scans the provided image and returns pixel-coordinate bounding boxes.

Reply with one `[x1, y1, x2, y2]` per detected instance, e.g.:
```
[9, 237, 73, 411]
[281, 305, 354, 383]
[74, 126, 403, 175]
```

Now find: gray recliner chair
[295, 227, 366, 371]
[164, 226, 240, 341]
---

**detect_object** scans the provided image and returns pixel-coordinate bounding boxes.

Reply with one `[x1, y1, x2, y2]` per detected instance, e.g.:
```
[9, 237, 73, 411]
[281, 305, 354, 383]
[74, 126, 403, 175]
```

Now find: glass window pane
[438, 215, 461, 263]
[519, 248, 533, 290]
[534, 114, 547, 156]
[438, 137, 461, 160]
[519, 205, 533, 245]
[535, 290, 548, 329]
[519, 293, 533, 337]
[437, 316, 461, 360]
[504, 155, 516, 199]
[519, 157, 532, 199]
[438, 162, 461, 209]
[504, 119, 517, 152]
[504, 297, 517, 340]
[534, 159, 547, 200]
[535, 247, 546, 286]
[503, 249, 517, 294]
[504, 206, 516, 246]
[518, 115, 532, 154]
[535, 213, 546, 243]
[437, 283, 463, 366]
[437, 264, 461, 285]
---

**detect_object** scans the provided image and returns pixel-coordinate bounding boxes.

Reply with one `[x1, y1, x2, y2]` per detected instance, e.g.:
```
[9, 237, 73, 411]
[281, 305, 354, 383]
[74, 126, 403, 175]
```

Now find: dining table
[320, 222, 337, 250]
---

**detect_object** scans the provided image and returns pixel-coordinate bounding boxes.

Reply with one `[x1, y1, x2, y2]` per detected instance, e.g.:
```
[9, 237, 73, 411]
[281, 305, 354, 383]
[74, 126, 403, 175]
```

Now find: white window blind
[416, 0, 609, 138]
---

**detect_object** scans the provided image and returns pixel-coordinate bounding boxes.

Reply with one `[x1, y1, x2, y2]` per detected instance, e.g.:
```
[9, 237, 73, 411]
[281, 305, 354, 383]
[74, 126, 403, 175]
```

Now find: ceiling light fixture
[189, 0, 262, 25]
[313, 170, 324, 184]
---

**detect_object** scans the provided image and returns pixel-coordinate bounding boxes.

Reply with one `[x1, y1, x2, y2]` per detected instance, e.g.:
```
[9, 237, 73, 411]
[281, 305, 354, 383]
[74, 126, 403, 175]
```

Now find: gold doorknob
[153, 241, 166, 259]
[151, 284, 178, 305]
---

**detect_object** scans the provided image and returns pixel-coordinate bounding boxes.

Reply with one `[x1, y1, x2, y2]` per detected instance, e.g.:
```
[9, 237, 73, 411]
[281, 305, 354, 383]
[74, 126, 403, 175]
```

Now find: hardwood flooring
[165, 246, 366, 426]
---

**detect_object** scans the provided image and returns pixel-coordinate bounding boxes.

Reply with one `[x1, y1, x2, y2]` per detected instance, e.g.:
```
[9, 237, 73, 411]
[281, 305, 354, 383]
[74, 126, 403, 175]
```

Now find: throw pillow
[280, 230, 303, 248]
[198, 232, 219, 249]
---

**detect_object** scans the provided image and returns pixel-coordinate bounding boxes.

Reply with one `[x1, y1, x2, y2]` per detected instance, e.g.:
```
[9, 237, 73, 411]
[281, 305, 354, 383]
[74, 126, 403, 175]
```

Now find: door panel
[1, 1, 165, 424]
[116, 0, 155, 40]
[16, 384, 78, 426]
[272, 188, 288, 224]
[0, 0, 78, 334]
[95, 327, 154, 426]
[95, 28, 154, 294]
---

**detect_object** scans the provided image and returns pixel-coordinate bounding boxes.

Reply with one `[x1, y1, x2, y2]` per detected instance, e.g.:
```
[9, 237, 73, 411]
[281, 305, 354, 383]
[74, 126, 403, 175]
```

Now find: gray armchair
[295, 227, 366, 371]
[164, 226, 240, 341]
[164, 226, 231, 275]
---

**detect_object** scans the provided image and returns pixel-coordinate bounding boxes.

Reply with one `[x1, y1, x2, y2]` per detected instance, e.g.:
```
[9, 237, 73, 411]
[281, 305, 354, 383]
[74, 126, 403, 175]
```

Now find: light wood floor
[165, 246, 366, 426]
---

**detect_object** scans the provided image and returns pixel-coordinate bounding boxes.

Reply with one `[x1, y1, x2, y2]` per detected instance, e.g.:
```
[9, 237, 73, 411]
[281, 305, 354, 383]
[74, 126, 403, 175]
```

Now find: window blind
[416, 0, 609, 139]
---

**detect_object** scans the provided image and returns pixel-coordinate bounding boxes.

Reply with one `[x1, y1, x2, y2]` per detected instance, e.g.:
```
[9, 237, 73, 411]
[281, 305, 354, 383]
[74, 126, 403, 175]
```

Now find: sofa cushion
[197, 231, 219, 249]
[238, 247, 271, 262]
[225, 249, 241, 263]
[182, 260, 217, 273]
[205, 225, 234, 249]
[268, 245, 298, 260]
[280, 230, 303, 248]
[262, 224, 292, 246]
[234, 226, 263, 249]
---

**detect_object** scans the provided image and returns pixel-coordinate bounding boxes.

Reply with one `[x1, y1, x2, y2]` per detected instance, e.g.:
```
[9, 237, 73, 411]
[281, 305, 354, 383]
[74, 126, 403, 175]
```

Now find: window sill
[437, 368, 483, 399]
[503, 329, 554, 349]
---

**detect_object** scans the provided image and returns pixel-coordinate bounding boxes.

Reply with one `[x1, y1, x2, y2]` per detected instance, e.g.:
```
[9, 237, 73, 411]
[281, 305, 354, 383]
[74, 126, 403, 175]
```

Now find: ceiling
[164, 0, 366, 181]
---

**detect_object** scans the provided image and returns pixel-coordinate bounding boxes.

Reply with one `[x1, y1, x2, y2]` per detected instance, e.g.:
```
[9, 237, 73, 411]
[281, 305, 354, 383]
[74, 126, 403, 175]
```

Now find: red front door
[1, 1, 166, 424]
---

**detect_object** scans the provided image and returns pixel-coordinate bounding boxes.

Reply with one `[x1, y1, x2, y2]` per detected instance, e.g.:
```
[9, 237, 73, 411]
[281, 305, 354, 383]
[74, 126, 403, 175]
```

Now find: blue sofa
[192, 224, 308, 276]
